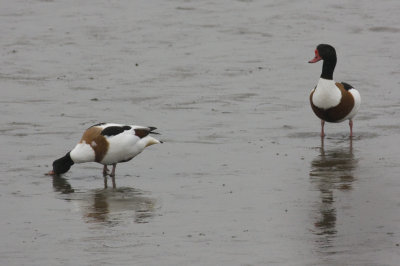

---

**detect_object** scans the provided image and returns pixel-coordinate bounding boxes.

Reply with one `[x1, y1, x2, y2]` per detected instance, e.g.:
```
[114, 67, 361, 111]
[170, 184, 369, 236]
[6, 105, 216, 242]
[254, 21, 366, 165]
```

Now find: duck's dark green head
[52, 152, 74, 175]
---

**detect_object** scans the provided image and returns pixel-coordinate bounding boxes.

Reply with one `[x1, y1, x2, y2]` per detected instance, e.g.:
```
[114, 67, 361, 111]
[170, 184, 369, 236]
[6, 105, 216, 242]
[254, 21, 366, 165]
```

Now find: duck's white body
[51, 123, 161, 188]
[70, 123, 159, 165]
[311, 78, 361, 123]
[312, 79, 342, 109]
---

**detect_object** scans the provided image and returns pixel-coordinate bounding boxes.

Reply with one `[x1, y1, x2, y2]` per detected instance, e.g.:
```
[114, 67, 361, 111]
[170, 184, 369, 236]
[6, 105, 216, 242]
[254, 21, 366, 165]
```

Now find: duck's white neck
[312, 78, 341, 109]
[70, 142, 95, 163]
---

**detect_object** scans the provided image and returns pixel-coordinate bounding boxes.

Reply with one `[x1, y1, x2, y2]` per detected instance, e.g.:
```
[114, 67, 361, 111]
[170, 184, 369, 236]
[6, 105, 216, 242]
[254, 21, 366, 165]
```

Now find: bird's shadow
[52, 175, 156, 225]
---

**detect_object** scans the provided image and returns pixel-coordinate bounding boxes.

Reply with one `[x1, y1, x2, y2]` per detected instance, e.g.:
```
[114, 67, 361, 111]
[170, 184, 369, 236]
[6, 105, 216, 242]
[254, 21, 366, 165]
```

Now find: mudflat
[1, 1, 399, 265]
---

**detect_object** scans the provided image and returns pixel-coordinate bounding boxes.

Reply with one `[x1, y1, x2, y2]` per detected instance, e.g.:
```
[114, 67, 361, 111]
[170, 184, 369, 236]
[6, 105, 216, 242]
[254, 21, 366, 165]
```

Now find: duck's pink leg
[110, 163, 117, 188]
[103, 165, 109, 188]
[320, 120, 325, 137]
[349, 119, 353, 137]
[103, 165, 109, 175]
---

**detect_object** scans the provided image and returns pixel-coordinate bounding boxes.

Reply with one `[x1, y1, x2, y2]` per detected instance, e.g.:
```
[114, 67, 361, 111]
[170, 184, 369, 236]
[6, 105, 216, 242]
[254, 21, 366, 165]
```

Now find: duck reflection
[52, 175, 75, 194]
[310, 137, 358, 242]
[52, 176, 156, 224]
[83, 187, 156, 224]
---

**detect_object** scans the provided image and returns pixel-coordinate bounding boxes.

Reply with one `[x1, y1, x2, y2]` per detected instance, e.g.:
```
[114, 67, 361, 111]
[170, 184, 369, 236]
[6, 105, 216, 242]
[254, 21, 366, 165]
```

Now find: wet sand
[1, 0, 400, 265]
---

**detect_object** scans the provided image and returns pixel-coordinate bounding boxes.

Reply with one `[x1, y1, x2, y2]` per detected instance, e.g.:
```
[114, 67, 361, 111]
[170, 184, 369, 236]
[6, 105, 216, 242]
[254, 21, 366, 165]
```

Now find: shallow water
[1, 0, 400, 265]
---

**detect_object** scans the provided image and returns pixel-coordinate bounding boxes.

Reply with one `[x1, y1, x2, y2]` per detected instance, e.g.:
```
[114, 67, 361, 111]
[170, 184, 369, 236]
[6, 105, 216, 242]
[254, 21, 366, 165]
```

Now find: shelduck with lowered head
[48, 123, 162, 188]
[309, 44, 361, 137]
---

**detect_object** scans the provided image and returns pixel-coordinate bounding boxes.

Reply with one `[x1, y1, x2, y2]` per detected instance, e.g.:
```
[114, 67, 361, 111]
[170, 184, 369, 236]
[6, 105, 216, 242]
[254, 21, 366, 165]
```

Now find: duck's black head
[309, 44, 337, 80]
[52, 152, 74, 175]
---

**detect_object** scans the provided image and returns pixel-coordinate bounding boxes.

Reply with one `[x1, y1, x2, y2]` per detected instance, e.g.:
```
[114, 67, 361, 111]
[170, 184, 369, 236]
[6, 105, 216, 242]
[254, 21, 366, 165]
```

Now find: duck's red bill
[309, 49, 322, 63]
[309, 56, 322, 63]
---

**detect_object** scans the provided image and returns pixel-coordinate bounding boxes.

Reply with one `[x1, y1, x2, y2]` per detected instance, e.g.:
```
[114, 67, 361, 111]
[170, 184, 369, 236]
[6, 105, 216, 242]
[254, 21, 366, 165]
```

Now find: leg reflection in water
[51, 176, 156, 224]
[309, 137, 358, 245]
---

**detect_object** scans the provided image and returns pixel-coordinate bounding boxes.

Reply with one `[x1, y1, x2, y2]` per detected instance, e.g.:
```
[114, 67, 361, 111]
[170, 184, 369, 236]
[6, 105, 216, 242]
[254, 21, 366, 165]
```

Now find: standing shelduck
[309, 44, 361, 137]
[48, 123, 162, 188]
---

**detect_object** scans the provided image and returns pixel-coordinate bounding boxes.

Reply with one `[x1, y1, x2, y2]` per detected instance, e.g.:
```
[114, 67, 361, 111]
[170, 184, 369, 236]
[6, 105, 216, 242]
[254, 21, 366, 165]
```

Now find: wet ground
[1, 0, 400, 265]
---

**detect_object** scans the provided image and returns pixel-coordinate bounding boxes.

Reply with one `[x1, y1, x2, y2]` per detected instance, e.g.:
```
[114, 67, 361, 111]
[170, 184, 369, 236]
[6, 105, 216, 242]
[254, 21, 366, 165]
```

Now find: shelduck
[48, 123, 162, 188]
[309, 44, 361, 137]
